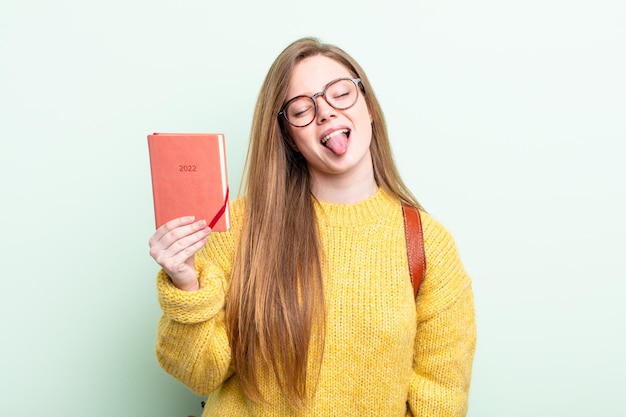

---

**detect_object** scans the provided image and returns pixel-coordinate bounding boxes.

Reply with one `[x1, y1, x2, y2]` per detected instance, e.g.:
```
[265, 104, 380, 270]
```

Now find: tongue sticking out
[324, 131, 349, 155]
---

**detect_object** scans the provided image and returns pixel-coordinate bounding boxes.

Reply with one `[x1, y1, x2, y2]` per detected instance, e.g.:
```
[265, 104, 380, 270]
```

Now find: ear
[282, 129, 300, 152]
[288, 139, 300, 152]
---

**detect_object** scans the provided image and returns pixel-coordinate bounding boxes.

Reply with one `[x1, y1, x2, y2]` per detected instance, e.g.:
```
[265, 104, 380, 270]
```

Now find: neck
[309, 168, 378, 204]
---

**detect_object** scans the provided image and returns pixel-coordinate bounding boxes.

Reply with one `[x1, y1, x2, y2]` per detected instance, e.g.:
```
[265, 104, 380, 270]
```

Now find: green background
[2, 1, 624, 416]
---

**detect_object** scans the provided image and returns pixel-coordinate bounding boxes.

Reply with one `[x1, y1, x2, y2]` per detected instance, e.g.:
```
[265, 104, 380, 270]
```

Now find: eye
[288, 100, 314, 119]
[332, 91, 350, 99]
[327, 80, 356, 104]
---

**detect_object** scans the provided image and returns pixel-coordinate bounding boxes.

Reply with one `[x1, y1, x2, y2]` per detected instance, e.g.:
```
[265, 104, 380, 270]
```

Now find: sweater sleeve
[407, 213, 477, 417]
[154, 202, 242, 396]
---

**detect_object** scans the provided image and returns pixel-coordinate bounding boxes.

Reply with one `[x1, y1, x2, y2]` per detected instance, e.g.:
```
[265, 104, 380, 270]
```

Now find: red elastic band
[208, 187, 229, 229]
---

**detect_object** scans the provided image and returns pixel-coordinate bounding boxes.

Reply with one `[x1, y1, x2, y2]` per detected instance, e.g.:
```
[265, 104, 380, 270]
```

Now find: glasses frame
[278, 77, 362, 128]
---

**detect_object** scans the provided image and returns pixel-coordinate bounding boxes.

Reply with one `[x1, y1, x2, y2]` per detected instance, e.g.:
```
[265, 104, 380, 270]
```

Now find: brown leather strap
[402, 204, 426, 299]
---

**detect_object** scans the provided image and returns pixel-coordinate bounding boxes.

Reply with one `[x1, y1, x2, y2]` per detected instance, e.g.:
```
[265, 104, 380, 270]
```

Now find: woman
[149, 37, 476, 416]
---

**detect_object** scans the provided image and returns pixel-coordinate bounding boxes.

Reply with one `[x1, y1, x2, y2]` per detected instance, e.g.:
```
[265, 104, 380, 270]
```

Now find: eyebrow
[287, 76, 352, 100]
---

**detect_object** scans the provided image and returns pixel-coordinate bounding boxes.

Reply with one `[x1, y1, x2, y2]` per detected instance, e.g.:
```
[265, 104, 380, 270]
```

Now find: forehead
[287, 55, 353, 96]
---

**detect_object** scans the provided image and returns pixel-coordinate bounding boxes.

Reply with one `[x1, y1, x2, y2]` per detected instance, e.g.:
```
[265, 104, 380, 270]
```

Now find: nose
[314, 94, 336, 123]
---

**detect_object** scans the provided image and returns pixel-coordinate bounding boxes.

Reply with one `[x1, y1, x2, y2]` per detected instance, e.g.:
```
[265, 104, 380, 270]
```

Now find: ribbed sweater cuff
[156, 265, 226, 324]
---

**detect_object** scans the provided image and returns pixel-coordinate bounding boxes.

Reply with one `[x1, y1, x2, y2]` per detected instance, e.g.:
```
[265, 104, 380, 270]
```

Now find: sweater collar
[312, 188, 398, 227]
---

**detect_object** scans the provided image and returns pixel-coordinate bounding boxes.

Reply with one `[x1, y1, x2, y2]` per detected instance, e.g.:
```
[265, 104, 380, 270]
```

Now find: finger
[150, 217, 208, 251]
[154, 227, 211, 273]
[150, 224, 211, 265]
[161, 219, 209, 251]
[165, 225, 211, 258]
[149, 216, 196, 247]
[167, 233, 211, 272]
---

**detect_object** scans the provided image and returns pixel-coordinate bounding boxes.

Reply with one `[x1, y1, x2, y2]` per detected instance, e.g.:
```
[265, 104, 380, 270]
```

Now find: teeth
[321, 129, 349, 145]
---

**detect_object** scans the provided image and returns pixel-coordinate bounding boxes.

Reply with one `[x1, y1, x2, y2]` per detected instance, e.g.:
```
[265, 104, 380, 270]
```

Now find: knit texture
[155, 189, 476, 416]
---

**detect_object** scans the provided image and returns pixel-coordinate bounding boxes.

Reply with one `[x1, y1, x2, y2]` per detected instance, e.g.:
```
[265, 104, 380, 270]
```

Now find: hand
[148, 216, 212, 291]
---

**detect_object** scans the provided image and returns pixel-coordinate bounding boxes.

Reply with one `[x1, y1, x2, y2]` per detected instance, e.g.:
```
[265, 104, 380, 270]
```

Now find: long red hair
[226, 37, 421, 410]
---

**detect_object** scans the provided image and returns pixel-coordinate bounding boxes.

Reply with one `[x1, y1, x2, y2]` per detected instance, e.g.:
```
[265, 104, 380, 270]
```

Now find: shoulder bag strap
[402, 203, 426, 299]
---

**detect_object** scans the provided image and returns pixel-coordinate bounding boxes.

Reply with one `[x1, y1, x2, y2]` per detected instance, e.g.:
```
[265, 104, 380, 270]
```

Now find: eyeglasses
[278, 77, 362, 127]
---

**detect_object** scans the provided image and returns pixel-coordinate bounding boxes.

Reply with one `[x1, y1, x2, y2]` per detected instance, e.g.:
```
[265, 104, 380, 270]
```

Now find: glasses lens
[325, 79, 358, 110]
[282, 79, 360, 127]
[285, 97, 316, 127]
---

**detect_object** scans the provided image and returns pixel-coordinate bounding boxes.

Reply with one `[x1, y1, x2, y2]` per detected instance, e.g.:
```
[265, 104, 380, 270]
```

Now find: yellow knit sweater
[156, 189, 476, 416]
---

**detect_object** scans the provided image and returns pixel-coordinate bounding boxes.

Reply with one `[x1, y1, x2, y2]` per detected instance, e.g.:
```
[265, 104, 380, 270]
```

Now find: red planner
[147, 133, 230, 231]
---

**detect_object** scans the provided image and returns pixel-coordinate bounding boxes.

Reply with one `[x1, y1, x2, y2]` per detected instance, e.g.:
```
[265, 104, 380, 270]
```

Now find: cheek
[357, 104, 374, 131]
[354, 98, 372, 125]
[357, 109, 374, 146]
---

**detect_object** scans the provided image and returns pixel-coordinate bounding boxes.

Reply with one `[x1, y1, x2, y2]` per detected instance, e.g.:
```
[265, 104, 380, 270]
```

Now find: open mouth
[321, 128, 350, 147]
